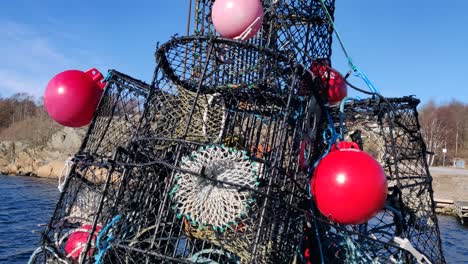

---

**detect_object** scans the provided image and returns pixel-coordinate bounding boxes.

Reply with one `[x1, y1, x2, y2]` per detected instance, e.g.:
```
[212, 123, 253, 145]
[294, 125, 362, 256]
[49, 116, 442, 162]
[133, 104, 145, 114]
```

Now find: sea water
[0, 175, 466, 263]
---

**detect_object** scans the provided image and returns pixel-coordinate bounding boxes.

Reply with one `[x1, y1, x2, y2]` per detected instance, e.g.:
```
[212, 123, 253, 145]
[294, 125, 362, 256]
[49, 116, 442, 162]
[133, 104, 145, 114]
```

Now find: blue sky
[1, 0, 467, 104]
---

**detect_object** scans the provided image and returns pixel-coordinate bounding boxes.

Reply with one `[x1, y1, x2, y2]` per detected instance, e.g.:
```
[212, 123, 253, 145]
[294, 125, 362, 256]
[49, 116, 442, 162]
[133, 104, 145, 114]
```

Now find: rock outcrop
[0, 127, 86, 178]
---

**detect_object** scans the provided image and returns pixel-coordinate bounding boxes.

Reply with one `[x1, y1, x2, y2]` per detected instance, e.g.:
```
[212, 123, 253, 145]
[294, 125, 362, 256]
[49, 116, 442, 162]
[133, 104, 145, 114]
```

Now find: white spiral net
[171, 145, 260, 229]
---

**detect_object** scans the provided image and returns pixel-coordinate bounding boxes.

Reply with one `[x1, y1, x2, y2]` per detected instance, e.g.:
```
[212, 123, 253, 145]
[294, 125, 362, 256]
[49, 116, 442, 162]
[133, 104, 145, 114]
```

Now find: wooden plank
[434, 198, 454, 205]
[454, 201, 468, 209]
[434, 199, 454, 209]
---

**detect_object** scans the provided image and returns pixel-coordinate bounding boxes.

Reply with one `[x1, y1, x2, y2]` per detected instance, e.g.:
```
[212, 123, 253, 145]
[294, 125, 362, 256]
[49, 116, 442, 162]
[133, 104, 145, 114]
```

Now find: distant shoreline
[0, 127, 84, 178]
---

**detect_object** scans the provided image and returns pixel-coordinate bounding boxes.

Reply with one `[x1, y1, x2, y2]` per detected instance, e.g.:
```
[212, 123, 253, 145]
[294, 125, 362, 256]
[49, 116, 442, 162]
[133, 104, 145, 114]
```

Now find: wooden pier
[434, 198, 468, 224]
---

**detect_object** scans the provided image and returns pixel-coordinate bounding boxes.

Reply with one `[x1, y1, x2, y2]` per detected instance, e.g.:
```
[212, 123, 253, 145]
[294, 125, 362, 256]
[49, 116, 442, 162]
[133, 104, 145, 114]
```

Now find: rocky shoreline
[0, 127, 85, 178]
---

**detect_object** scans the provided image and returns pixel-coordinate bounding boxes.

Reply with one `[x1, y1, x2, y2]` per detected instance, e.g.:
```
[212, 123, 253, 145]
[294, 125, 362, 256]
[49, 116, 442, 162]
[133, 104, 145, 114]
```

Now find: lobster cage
[307, 97, 446, 263]
[31, 71, 150, 263]
[31, 155, 127, 264]
[82, 35, 324, 264]
[190, 0, 335, 64]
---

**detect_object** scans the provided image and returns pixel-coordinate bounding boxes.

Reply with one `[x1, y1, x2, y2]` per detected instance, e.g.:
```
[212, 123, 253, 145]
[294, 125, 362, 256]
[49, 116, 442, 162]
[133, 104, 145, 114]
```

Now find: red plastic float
[44, 68, 106, 127]
[64, 224, 102, 261]
[311, 141, 387, 225]
[311, 60, 347, 103]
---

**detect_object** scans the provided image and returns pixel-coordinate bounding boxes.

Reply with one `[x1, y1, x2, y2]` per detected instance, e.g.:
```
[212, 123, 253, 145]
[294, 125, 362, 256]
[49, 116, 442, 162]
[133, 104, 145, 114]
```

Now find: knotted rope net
[171, 145, 260, 229]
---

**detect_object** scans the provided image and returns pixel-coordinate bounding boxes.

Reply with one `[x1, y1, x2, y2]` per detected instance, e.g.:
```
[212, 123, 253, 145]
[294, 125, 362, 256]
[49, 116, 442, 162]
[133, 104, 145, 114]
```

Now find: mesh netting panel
[80, 70, 149, 158]
[274, 0, 335, 64]
[138, 87, 226, 147]
[191, 0, 266, 47]
[307, 97, 445, 263]
[34, 156, 127, 264]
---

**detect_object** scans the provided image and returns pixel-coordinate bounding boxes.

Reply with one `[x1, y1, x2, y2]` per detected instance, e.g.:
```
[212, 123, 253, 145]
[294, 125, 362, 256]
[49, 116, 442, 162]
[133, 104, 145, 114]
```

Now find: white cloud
[0, 20, 104, 98]
[0, 21, 68, 65]
[0, 69, 46, 97]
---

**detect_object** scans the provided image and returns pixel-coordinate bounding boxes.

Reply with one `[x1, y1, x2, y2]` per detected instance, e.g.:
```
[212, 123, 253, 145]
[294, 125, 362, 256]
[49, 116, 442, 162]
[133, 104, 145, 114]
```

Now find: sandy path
[430, 167, 468, 201]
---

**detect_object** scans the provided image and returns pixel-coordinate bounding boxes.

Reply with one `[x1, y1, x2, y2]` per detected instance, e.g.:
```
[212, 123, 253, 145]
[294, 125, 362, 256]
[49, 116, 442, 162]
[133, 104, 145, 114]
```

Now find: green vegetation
[0, 93, 60, 146]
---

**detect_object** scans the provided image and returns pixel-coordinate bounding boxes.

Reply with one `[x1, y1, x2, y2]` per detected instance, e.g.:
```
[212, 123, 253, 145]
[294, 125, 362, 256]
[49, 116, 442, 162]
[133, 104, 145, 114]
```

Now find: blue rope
[104, 71, 113, 82]
[27, 247, 43, 264]
[94, 215, 122, 264]
[350, 63, 380, 94]
[297, 233, 306, 263]
[300, 107, 340, 264]
[339, 97, 357, 140]
[312, 212, 325, 264]
[303, 180, 326, 264]
[307, 109, 339, 179]
[318, 0, 381, 95]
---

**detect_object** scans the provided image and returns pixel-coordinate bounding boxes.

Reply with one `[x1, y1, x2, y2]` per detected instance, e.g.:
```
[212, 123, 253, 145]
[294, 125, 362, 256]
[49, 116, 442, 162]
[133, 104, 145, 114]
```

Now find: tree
[419, 100, 468, 166]
[420, 101, 447, 166]
[0, 93, 60, 145]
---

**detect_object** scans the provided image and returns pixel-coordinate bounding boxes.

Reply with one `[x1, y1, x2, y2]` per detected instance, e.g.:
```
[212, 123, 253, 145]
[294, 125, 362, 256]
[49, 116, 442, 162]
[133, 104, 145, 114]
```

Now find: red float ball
[311, 142, 387, 225]
[311, 60, 347, 103]
[64, 225, 102, 260]
[44, 68, 106, 127]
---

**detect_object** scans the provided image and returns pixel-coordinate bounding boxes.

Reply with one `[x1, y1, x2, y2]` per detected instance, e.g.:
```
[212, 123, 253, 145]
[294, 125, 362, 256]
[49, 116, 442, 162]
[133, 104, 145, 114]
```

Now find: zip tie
[58, 157, 74, 193]
[393, 237, 432, 264]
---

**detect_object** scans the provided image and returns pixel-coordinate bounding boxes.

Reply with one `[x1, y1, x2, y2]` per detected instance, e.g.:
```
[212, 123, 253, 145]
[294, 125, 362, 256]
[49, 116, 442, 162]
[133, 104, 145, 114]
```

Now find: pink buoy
[44, 68, 106, 128]
[212, 0, 264, 40]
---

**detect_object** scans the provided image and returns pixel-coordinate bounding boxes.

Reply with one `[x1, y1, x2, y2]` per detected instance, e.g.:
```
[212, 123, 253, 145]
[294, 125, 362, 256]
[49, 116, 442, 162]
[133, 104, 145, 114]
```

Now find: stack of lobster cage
[31, 0, 446, 263]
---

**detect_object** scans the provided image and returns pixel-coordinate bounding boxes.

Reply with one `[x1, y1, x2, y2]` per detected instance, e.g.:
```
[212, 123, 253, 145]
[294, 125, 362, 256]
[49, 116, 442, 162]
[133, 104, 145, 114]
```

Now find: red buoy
[44, 68, 106, 127]
[64, 224, 102, 260]
[311, 60, 347, 103]
[311, 142, 387, 225]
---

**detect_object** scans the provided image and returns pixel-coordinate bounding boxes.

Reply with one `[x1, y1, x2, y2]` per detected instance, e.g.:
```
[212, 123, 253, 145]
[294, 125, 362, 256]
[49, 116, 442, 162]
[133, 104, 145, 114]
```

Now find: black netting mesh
[32, 0, 446, 263]
[107, 36, 318, 263]
[79, 70, 149, 159]
[192, 0, 334, 63]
